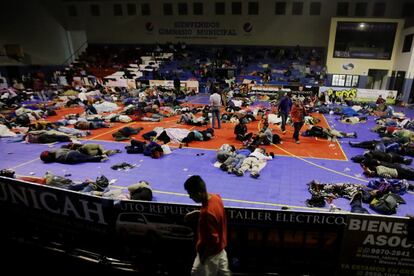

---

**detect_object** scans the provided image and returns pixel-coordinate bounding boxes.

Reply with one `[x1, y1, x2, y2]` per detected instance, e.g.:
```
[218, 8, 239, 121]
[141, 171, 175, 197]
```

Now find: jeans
[293, 122, 304, 141]
[211, 107, 221, 129]
[350, 196, 370, 214]
[224, 154, 246, 171]
[280, 112, 288, 131]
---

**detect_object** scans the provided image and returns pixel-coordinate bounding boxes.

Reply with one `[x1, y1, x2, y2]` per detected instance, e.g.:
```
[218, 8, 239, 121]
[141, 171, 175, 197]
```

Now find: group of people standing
[210, 88, 308, 144]
[278, 92, 307, 144]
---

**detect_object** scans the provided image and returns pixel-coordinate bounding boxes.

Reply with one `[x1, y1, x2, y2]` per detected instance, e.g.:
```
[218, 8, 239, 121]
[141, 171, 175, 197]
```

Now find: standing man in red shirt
[184, 175, 231, 276]
[291, 99, 307, 144]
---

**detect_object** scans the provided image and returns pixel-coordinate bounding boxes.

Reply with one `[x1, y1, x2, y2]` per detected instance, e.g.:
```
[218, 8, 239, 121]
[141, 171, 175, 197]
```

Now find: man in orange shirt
[184, 175, 231, 276]
[290, 99, 307, 144]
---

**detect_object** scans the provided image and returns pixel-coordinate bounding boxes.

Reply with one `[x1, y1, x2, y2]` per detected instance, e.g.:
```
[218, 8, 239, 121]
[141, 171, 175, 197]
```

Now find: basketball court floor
[2, 94, 414, 217]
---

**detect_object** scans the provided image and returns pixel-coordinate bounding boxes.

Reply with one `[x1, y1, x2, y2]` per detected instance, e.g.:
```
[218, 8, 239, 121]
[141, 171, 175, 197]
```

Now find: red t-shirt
[197, 194, 227, 257]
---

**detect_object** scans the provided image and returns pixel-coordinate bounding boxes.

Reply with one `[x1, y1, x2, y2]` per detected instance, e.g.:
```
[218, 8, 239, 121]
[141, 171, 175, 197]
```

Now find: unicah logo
[145, 22, 154, 32]
[243, 23, 253, 33]
[342, 63, 354, 70]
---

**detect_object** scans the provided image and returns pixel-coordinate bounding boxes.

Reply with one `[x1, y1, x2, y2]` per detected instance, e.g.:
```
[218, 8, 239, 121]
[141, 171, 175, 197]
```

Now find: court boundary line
[110, 185, 338, 212]
[319, 113, 349, 161]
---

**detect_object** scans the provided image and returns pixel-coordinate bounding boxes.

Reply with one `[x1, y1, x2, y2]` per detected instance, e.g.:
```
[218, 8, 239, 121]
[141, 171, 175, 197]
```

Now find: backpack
[370, 193, 406, 215]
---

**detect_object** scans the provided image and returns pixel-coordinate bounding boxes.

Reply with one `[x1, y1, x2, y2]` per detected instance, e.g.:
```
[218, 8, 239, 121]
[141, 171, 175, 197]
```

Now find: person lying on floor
[177, 111, 208, 126]
[349, 138, 402, 150]
[302, 125, 357, 141]
[40, 148, 109, 164]
[234, 147, 274, 178]
[180, 128, 214, 147]
[219, 146, 252, 174]
[112, 126, 144, 141]
[61, 142, 122, 156]
[128, 181, 153, 201]
[74, 119, 111, 130]
[124, 139, 165, 159]
[123, 105, 162, 122]
[83, 100, 98, 115]
[351, 149, 412, 165]
[25, 129, 73, 143]
[340, 116, 367, 124]
[216, 144, 236, 163]
[361, 158, 414, 180]
[28, 121, 57, 131]
[378, 128, 414, 144]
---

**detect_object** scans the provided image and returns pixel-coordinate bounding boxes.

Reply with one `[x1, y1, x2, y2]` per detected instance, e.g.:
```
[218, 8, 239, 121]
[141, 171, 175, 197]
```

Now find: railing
[62, 40, 88, 66]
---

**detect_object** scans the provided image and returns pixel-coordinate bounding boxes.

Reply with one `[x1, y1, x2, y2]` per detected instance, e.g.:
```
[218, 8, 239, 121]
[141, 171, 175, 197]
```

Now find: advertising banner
[5, 177, 412, 275]
[0, 177, 116, 253]
[319, 86, 397, 104]
[225, 208, 346, 274]
[338, 215, 414, 276]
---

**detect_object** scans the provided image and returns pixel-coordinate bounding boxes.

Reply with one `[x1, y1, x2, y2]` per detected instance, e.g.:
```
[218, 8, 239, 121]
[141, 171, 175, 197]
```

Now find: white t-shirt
[209, 93, 222, 107]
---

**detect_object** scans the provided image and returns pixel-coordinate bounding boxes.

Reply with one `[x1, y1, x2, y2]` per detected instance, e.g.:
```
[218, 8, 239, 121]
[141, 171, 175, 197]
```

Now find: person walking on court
[184, 175, 231, 276]
[291, 99, 306, 144]
[278, 92, 292, 134]
[209, 89, 222, 129]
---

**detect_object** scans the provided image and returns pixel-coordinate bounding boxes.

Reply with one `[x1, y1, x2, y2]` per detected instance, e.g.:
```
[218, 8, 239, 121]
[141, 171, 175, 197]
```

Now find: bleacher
[70, 43, 326, 92]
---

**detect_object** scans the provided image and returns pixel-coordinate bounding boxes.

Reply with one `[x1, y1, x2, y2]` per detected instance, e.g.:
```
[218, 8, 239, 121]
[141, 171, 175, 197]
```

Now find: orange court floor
[44, 105, 346, 161]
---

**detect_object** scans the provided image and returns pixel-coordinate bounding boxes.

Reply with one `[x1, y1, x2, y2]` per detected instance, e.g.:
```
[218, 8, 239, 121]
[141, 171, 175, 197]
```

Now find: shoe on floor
[404, 158, 413, 165]
[295, 140, 300, 144]
[250, 173, 260, 179]
[234, 170, 243, 177]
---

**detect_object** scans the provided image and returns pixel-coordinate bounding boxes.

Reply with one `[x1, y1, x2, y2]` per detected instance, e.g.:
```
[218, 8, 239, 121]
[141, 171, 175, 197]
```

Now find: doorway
[366, 69, 388, 90]
[408, 80, 414, 103]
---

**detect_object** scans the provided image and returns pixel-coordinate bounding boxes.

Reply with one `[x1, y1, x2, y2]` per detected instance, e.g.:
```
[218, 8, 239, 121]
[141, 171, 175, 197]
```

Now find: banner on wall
[319, 86, 398, 104]
[149, 21, 239, 40]
[0, 177, 116, 252]
[338, 215, 414, 276]
[1, 177, 411, 275]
